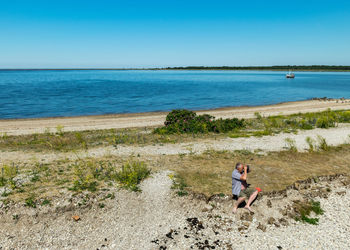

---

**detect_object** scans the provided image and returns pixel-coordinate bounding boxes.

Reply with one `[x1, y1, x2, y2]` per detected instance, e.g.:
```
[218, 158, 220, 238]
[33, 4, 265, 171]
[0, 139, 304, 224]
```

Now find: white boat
[286, 71, 295, 78]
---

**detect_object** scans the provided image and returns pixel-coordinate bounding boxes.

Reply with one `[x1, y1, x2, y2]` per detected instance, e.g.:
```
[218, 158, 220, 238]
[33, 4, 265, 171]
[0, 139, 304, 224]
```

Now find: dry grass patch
[164, 145, 350, 197]
[0, 127, 227, 152]
[0, 157, 151, 204]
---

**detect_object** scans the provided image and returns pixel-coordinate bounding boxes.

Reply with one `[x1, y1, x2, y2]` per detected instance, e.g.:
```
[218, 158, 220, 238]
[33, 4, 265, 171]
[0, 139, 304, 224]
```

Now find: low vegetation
[169, 173, 188, 196]
[0, 159, 150, 205]
[153, 109, 245, 134]
[294, 200, 324, 225]
[1, 109, 349, 152]
[115, 161, 151, 192]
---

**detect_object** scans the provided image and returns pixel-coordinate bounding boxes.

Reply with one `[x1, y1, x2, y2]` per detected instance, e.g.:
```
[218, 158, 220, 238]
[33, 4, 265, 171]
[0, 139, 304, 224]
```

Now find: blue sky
[1, 0, 350, 68]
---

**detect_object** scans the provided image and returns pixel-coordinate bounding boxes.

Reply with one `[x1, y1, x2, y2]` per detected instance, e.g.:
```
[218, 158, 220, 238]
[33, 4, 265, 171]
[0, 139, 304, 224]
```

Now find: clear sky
[1, 0, 350, 68]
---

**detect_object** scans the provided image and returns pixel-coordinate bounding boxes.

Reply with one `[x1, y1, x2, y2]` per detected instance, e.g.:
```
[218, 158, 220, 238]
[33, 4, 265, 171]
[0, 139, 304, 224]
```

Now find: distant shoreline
[1, 66, 350, 72]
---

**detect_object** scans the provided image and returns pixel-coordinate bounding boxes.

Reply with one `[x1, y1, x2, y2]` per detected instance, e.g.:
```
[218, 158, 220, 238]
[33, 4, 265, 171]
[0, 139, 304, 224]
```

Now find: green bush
[115, 161, 151, 191]
[316, 116, 335, 128]
[154, 109, 245, 134]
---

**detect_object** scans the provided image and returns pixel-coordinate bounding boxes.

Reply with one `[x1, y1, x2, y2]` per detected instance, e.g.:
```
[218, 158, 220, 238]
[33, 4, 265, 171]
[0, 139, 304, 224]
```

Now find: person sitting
[232, 162, 260, 213]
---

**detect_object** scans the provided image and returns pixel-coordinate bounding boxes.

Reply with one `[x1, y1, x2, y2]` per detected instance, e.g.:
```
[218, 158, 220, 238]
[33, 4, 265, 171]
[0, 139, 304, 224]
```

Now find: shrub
[316, 116, 335, 128]
[154, 109, 244, 134]
[115, 161, 151, 191]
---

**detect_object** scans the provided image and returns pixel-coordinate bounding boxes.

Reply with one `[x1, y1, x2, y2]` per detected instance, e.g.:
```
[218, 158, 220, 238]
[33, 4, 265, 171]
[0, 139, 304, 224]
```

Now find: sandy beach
[1, 99, 350, 136]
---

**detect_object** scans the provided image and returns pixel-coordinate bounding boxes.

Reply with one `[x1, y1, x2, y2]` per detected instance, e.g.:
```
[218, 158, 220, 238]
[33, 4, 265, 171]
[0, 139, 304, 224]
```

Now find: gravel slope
[1, 172, 349, 249]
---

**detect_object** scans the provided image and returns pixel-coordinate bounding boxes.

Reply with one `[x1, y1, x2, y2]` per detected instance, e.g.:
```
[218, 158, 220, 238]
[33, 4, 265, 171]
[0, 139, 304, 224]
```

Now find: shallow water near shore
[1, 70, 350, 119]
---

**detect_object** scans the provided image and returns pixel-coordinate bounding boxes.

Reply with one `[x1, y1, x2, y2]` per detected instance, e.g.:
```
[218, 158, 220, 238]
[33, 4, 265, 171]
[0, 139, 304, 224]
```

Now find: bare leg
[232, 197, 245, 213]
[244, 190, 259, 212]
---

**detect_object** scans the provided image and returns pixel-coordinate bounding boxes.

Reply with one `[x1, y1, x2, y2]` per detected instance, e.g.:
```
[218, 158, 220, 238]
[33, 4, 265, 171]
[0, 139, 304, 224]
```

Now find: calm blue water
[0, 70, 349, 119]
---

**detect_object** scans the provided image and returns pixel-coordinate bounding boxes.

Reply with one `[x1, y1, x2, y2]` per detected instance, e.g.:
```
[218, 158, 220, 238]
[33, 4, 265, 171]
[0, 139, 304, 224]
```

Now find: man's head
[235, 162, 250, 173]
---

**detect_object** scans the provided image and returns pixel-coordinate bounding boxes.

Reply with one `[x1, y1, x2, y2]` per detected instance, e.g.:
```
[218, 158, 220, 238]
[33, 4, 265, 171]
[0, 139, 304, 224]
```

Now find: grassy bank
[1, 142, 350, 206]
[165, 143, 350, 196]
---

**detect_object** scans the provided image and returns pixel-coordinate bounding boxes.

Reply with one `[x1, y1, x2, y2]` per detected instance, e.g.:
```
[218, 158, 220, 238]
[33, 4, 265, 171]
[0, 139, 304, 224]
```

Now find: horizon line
[1, 65, 350, 71]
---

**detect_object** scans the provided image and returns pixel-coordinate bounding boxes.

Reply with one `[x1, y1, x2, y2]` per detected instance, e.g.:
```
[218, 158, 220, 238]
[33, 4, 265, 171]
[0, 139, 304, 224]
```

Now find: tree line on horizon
[161, 65, 350, 71]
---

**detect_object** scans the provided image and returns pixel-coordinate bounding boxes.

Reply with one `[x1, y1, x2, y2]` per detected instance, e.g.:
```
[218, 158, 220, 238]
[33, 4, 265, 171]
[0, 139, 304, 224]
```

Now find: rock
[242, 222, 250, 228]
[278, 218, 289, 226]
[336, 191, 346, 196]
[202, 204, 213, 212]
[72, 215, 80, 221]
[267, 200, 272, 208]
[240, 213, 253, 222]
[294, 182, 300, 190]
[281, 209, 288, 216]
[257, 223, 266, 232]
[267, 217, 276, 224]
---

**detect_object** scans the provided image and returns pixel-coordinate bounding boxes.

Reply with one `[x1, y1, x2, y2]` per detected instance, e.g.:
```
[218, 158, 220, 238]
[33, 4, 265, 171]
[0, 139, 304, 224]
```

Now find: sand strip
[1, 99, 350, 136]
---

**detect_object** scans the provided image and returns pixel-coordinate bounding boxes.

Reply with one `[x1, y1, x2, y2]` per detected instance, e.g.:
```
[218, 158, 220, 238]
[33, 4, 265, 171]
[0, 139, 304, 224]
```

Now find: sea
[0, 70, 349, 119]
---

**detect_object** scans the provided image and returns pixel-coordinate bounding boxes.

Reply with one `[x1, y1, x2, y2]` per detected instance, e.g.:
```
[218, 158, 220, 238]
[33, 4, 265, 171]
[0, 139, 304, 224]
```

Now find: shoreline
[1, 98, 350, 135]
[0, 98, 348, 121]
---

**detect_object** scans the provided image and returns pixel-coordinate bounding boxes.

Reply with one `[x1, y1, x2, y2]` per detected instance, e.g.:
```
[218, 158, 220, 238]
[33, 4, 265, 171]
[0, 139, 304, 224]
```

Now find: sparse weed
[25, 195, 37, 208]
[305, 136, 316, 152]
[254, 112, 263, 120]
[1, 164, 18, 189]
[56, 125, 64, 136]
[171, 174, 188, 196]
[284, 138, 297, 152]
[41, 199, 51, 206]
[1, 132, 8, 140]
[317, 135, 329, 151]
